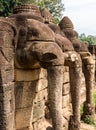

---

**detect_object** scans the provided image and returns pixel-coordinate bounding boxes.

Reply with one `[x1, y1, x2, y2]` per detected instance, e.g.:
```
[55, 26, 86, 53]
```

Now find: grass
[83, 116, 96, 127]
[93, 91, 96, 105]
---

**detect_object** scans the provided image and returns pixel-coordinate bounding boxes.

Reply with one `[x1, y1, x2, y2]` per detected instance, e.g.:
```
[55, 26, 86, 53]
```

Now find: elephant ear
[41, 53, 57, 62]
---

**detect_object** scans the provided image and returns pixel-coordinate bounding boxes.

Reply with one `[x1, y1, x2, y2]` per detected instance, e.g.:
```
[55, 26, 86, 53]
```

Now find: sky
[62, 0, 96, 36]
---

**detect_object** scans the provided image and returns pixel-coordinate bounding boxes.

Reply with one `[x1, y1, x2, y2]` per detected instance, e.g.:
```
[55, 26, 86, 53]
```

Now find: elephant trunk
[64, 52, 82, 130]
[69, 65, 82, 130]
[47, 66, 64, 130]
[82, 56, 95, 118]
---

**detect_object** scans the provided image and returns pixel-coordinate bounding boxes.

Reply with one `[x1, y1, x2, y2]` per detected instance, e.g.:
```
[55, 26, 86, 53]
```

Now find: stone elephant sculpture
[12, 4, 65, 130]
[0, 4, 65, 130]
[59, 16, 95, 124]
[41, 8, 83, 130]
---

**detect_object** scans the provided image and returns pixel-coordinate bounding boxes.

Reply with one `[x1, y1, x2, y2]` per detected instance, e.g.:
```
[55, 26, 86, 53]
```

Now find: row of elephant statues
[0, 4, 95, 130]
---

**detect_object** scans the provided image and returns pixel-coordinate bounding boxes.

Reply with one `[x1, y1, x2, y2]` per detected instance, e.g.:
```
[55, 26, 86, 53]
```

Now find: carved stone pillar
[47, 66, 64, 130]
[59, 16, 96, 127]
[82, 56, 95, 119]
[69, 65, 81, 130]
[64, 52, 82, 130]
[0, 18, 16, 130]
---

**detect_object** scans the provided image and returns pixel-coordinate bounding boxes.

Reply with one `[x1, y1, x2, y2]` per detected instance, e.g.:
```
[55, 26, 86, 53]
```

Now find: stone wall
[0, 21, 15, 130]
[15, 66, 86, 130]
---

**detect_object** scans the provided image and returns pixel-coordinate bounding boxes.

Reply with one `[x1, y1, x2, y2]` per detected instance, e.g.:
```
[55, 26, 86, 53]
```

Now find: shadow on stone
[46, 126, 53, 130]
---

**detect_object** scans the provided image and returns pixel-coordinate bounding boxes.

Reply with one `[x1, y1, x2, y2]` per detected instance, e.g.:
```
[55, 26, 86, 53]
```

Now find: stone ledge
[15, 68, 47, 81]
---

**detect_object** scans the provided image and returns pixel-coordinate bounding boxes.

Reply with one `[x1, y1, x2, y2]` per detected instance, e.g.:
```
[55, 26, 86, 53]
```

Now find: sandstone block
[0, 82, 14, 93]
[33, 117, 45, 130]
[62, 107, 72, 121]
[0, 69, 14, 84]
[3, 48, 14, 62]
[63, 117, 68, 130]
[63, 66, 69, 72]
[62, 94, 71, 108]
[80, 87, 86, 104]
[0, 56, 14, 71]
[62, 83, 70, 95]
[17, 127, 29, 130]
[33, 119, 52, 130]
[34, 88, 48, 102]
[35, 78, 48, 92]
[15, 107, 32, 129]
[15, 81, 35, 109]
[63, 72, 70, 83]
[15, 68, 47, 81]
[33, 100, 45, 122]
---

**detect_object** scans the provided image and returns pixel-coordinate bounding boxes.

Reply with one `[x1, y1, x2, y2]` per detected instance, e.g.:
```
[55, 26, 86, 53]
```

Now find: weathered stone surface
[34, 119, 52, 130]
[63, 66, 69, 72]
[15, 82, 35, 109]
[0, 82, 14, 92]
[15, 68, 47, 81]
[0, 69, 14, 84]
[35, 78, 48, 92]
[80, 87, 86, 104]
[63, 72, 70, 83]
[0, 57, 14, 71]
[0, 18, 15, 130]
[33, 100, 45, 122]
[13, 4, 43, 22]
[62, 83, 70, 95]
[1, 3, 94, 130]
[33, 117, 45, 130]
[0, 92, 13, 114]
[63, 117, 69, 130]
[27, 19, 55, 41]
[34, 88, 48, 102]
[59, 16, 74, 30]
[62, 107, 72, 121]
[47, 66, 64, 130]
[15, 107, 32, 129]
[55, 33, 74, 52]
[62, 95, 71, 108]
[0, 112, 15, 130]
[0, 31, 13, 48]
[17, 127, 29, 130]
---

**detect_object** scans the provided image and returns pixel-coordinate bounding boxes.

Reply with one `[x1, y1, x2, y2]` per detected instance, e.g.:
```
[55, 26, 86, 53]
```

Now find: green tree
[38, 0, 64, 22]
[0, 0, 20, 17]
[79, 33, 96, 45]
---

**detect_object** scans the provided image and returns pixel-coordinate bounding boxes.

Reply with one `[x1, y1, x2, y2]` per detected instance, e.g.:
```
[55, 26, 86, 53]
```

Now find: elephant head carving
[11, 4, 64, 69]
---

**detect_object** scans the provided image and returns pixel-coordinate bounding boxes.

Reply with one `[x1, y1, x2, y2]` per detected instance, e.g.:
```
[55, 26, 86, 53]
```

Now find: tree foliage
[79, 33, 96, 45]
[0, 0, 20, 17]
[38, 0, 64, 22]
[0, 0, 64, 22]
